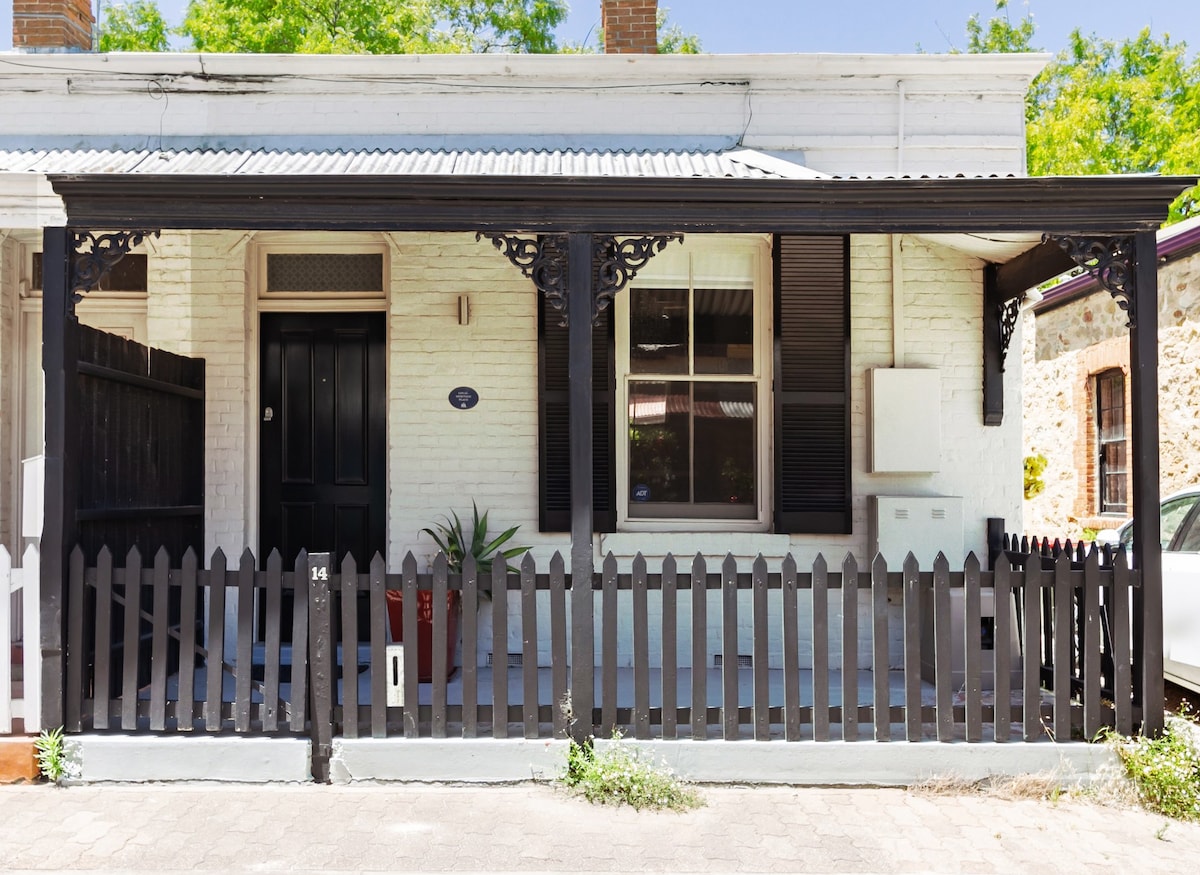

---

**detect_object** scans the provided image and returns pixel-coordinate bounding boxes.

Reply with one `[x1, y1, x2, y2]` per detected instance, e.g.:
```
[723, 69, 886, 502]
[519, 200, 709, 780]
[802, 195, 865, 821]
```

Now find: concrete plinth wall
[60, 735, 1119, 786]
[71, 736, 311, 783]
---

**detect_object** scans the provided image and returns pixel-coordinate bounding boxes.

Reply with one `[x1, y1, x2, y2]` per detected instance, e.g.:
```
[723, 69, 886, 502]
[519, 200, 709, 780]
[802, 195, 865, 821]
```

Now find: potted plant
[386, 502, 529, 681]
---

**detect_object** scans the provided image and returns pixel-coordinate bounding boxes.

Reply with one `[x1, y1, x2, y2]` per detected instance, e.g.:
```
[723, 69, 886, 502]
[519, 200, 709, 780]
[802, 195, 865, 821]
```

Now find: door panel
[260, 313, 386, 567]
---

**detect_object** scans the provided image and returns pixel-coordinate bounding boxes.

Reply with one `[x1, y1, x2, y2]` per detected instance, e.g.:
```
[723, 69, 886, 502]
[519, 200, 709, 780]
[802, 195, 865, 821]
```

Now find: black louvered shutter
[774, 235, 851, 534]
[537, 244, 617, 533]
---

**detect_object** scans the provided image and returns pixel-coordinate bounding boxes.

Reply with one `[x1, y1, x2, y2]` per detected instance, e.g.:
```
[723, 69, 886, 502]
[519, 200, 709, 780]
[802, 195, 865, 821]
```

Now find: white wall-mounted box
[868, 495, 963, 567]
[869, 368, 941, 473]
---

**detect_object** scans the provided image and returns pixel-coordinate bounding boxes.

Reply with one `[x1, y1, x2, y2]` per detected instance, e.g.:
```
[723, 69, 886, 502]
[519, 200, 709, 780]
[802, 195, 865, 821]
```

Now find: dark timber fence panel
[62, 547, 1141, 753]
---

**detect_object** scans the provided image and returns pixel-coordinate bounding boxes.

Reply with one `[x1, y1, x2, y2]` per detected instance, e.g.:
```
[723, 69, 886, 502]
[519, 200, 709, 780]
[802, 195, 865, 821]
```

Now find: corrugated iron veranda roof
[0, 146, 827, 180]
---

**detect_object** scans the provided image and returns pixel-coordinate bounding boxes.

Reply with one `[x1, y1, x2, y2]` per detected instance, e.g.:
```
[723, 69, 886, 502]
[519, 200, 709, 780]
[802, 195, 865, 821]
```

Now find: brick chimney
[13, 0, 94, 52]
[602, 0, 658, 54]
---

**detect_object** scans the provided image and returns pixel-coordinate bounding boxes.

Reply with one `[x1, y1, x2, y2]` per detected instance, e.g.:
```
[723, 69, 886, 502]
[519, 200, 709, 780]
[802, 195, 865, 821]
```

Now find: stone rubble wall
[1023, 249, 1200, 536]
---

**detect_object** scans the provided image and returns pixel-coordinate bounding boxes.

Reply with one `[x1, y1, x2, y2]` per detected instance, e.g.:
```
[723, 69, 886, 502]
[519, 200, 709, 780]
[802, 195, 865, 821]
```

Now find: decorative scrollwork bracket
[998, 296, 1022, 372]
[593, 235, 682, 323]
[1045, 233, 1137, 327]
[69, 229, 159, 310]
[478, 232, 570, 324]
[480, 232, 682, 326]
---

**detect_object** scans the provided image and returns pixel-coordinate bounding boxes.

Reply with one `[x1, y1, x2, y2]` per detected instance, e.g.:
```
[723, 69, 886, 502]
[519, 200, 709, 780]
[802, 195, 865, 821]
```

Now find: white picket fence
[1, 544, 40, 734]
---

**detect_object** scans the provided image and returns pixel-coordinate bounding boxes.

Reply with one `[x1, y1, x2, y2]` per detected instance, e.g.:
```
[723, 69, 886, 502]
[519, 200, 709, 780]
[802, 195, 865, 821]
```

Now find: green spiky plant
[422, 502, 529, 577]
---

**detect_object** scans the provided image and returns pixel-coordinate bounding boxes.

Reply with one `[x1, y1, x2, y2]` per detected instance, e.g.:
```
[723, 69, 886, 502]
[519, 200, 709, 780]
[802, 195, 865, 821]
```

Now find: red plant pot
[384, 589, 460, 682]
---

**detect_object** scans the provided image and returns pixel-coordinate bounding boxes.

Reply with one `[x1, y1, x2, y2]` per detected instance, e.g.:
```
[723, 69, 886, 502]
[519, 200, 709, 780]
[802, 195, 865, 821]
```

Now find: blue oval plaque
[449, 386, 479, 410]
[633, 484, 651, 502]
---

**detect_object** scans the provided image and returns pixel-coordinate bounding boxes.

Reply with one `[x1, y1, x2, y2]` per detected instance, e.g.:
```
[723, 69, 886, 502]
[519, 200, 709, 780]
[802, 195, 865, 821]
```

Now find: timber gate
[64, 324, 205, 716]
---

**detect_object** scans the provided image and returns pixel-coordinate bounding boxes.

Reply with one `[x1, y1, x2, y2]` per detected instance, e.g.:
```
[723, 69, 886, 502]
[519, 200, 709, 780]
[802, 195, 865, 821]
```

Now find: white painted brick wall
[145, 231, 249, 560]
[386, 233, 542, 570]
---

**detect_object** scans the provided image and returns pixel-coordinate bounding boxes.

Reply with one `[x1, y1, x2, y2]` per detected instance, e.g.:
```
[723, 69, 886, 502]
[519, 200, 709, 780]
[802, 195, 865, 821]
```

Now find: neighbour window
[1095, 369, 1127, 516]
[616, 239, 769, 526]
[32, 252, 148, 293]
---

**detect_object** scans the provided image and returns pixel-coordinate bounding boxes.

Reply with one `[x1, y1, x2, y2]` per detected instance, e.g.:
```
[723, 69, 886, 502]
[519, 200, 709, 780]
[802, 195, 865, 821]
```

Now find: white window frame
[614, 234, 772, 533]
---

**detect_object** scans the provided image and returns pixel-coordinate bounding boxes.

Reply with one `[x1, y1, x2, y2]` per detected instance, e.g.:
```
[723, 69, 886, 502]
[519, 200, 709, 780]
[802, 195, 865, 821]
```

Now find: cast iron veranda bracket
[69, 229, 159, 315]
[1045, 233, 1137, 328]
[479, 232, 682, 326]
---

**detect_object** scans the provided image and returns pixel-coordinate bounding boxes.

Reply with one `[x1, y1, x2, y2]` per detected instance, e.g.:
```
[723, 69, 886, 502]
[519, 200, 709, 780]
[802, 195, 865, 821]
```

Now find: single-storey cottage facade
[0, 0, 1192, 781]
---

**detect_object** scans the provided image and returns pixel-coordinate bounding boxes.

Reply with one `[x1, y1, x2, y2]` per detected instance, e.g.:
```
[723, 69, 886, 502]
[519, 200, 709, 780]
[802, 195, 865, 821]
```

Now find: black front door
[259, 312, 386, 566]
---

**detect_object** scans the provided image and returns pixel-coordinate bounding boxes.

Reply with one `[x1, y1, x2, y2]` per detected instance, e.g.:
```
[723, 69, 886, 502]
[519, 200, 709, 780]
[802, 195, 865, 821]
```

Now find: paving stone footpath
[2, 782, 1200, 873]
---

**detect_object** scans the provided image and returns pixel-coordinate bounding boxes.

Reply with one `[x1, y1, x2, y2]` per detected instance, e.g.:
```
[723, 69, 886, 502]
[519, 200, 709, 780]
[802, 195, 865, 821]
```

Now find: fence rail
[1, 544, 41, 734]
[63, 544, 1142, 752]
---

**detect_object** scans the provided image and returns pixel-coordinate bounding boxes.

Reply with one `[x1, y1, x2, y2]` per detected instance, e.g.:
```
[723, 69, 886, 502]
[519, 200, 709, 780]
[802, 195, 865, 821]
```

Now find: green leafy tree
[180, 0, 568, 54]
[657, 8, 701, 54]
[965, 1, 1200, 222]
[98, 0, 171, 51]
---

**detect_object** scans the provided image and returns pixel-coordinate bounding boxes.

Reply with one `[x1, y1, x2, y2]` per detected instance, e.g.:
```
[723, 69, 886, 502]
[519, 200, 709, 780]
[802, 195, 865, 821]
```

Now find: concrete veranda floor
[2, 781, 1200, 874]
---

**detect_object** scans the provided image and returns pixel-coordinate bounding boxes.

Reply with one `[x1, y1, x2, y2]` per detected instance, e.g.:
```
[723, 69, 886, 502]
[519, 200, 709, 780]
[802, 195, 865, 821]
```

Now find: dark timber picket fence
[62, 544, 1140, 755]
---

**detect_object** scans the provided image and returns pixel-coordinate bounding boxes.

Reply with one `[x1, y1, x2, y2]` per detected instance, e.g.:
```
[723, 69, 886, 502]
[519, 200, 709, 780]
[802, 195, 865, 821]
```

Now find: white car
[1098, 489, 1200, 694]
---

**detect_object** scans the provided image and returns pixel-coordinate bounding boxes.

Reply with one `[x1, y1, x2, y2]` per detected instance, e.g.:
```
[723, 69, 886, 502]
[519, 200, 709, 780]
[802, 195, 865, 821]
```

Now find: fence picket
[1023, 562, 1042, 742]
[722, 554, 739, 741]
[1112, 549, 1132, 734]
[205, 549, 229, 731]
[462, 554, 479, 739]
[963, 553, 982, 743]
[632, 553, 650, 740]
[872, 553, 889, 742]
[402, 553, 419, 739]
[993, 555, 1012, 742]
[177, 548, 198, 732]
[93, 547, 113, 731]
[902, 553, 921, 741]
[812, 554, 829, 742]
[1053, 553, 1072, 743]
[753, 555, 769, 741]
[691, 554, 707, 741]
[65, 545, 84, 732]
[289, 554, 310, 735]
[841, 554, 858, 742]
[149, 547, 170, 731]
[1083, 549, 1101, 740]
[933, 554, 953, 742]
[661, 554, 678, 740]
[522, 553, 539, 739]
[20, 546, 42, 734]
[369, 553, 387, 739]
[602, 553, 618, 736]
[781, 554, 800, 742]
[431, 554, 448, 740]
[491, 558, 509, 739]
[235, 552, 256, 733]
[549, 553, 567, 738]
[121, 546, 142, 730]
[262, 550, 283, 733]
[341, 553, 360, 739]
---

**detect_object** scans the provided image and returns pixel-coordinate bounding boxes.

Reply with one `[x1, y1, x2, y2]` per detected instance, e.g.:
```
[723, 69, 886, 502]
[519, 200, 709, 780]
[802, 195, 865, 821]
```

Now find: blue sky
[2, 0, 1199, 54]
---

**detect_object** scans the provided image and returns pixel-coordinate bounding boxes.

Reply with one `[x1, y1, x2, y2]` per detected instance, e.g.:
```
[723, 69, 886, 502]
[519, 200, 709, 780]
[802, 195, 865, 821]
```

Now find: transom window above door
[257, 242, 386, 300]
[616, 238, 770, 527]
